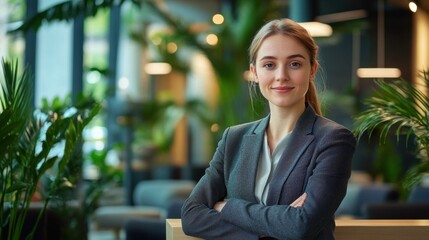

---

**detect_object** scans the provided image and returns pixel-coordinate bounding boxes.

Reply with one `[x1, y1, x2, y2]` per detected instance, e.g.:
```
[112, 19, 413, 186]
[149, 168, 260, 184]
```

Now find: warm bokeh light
[144, 62, 172, 75]
[210, 123, 220, 133]
[206, 34, 218, 46]
[356, 68, 401, 78]
[298, 22, 333, 37]
[167, 42, 178, 53]
[212, 14, 224, 25]
[409, 1, 418, 13]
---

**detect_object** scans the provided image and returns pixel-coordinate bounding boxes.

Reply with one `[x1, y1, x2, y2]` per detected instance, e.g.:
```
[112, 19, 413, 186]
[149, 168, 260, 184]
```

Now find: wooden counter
[166, 219, 201, 240]
[166, 219, 429, 240]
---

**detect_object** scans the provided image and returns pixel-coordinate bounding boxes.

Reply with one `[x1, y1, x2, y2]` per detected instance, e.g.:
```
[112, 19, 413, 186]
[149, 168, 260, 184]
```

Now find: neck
[266, 103, 305, 152]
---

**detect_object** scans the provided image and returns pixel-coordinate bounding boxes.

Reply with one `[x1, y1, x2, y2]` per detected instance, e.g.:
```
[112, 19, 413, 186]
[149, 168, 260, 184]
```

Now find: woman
[181, 18, 356, 240]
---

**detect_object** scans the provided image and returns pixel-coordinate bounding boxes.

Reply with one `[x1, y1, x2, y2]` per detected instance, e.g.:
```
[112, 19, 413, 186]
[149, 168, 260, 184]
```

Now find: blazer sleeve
[181, 128, 259, 240]
[219, 127, 356, 240]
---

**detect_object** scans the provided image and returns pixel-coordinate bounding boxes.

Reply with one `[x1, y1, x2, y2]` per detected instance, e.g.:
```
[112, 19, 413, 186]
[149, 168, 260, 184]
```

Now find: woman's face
[251, 34, 317, 112]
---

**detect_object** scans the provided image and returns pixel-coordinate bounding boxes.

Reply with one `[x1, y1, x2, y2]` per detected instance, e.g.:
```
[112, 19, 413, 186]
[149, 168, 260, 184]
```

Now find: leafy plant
[135, 98, 214, 156]
[0, 59, 100, 240]
[354, 70, 429, 191]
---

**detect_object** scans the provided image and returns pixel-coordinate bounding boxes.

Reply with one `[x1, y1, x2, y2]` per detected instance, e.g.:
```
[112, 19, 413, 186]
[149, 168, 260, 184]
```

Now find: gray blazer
[181, 106, 356, 240]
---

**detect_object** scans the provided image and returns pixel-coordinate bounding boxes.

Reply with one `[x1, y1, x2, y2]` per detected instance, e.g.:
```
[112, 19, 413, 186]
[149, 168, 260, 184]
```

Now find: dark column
[72, 13, 84, 103]
[289, 0, 317, 22]
[25, 0, 38, 108]
[106, 5, 121, 149]
[105, 4, 135, 205]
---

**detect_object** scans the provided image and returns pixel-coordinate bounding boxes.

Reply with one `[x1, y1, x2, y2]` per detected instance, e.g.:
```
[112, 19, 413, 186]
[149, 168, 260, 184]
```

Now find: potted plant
[0, 59, 100, 240]
[354, 70, 429, 194]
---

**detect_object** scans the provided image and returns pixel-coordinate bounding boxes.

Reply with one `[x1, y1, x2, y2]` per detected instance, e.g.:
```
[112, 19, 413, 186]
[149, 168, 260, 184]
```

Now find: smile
[272, 86, 294, 92]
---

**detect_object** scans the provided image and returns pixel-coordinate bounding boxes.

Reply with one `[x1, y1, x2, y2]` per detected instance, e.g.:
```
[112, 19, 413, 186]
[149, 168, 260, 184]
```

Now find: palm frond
[0, 59, 101, 240]
[355, 76, 429, 141]
[0, 59, 32, 156]
[9, 0, 140, 34]
[354, 70, 429, 188]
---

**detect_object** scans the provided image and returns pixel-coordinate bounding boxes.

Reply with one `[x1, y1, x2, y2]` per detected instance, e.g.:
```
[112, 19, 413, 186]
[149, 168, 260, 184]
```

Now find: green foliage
[8, 0, 142, 33]
[373, 137, 403, 184]
[0, 59, 100, 240]
[354, 70, 429, 189]
[137, 0, 282, 131]
[135, 98, 214, 154]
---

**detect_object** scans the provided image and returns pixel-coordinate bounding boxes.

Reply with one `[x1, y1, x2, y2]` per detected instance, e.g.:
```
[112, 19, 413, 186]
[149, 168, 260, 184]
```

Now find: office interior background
[1, 0, 429, 239]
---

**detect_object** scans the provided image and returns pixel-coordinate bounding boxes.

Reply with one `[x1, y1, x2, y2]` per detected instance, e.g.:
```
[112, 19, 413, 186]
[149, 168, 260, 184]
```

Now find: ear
[250, 64, 258, 82]
[310, 62, 319, 81]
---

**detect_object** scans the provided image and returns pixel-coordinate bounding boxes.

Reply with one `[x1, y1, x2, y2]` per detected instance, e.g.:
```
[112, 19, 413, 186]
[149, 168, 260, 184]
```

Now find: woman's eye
[290, 62, 302, 68]
[263, 63, 274, 69]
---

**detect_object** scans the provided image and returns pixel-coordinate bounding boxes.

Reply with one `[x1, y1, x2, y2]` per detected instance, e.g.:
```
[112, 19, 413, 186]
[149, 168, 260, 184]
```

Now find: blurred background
[1, 0, 429, 239]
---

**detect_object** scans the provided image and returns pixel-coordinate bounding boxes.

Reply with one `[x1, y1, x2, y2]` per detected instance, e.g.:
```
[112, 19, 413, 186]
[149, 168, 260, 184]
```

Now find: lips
[272, 86, 294, 92]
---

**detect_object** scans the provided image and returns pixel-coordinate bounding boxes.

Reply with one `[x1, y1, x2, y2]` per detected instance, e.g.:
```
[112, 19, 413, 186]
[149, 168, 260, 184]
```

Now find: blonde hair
[249, 18, 322, 115]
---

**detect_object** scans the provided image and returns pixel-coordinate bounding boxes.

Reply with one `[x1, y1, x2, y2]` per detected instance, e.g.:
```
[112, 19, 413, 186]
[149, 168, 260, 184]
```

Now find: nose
[276, 64, 289, 81]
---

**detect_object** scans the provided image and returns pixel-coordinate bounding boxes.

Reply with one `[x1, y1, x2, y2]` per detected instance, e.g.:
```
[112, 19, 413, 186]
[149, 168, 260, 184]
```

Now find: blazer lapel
[266, 106, 316, 205]
[237, 116, 269, 202]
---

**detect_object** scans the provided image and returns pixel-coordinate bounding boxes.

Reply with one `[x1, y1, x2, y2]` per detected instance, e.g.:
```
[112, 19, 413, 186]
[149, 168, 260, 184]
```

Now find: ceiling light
[298, 22, 333, 37]
[356, 68, 401, 78]
[144, 62, 172, 75]
[409, 1, 418, 13]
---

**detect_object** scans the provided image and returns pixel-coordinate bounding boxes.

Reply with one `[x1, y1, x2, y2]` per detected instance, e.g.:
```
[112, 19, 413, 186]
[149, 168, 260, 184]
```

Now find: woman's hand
[214, 200, 228, 212]
[290, 192, 307, 208]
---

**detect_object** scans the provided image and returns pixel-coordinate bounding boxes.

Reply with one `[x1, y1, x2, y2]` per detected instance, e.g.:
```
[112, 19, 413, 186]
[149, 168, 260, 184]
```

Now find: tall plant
[354, 70, 429, 191]
[0, 59, 100, 240]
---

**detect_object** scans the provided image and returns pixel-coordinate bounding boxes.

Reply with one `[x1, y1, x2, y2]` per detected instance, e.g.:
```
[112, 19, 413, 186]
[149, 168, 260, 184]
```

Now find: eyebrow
[259, 54, 306, 61]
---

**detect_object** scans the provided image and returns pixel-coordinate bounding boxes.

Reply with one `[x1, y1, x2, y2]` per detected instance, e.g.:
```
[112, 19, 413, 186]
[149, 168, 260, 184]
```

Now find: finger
[291, 192, 307, 208]
[290, 197, 302, 207]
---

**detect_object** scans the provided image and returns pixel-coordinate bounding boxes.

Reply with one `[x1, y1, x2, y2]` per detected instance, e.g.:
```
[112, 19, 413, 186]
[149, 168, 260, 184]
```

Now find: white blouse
[254, 131, 292, 205]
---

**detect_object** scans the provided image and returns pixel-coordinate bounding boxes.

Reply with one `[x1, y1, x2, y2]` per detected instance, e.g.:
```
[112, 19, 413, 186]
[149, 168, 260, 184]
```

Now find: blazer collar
[238, 115, 269, 202]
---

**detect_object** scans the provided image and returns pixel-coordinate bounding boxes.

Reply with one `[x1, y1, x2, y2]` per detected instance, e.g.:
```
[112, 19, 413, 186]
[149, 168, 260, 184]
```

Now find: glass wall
[1, 0, 26, 67]
[35, 0, 72, 104]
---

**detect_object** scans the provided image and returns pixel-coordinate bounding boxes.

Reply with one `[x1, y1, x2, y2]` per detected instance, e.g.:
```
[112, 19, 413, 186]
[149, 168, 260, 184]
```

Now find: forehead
[257, 34, 310, 59]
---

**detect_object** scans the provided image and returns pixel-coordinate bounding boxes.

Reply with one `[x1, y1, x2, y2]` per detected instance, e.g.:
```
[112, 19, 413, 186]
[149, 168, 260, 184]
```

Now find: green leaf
[354, 70, 429, 188]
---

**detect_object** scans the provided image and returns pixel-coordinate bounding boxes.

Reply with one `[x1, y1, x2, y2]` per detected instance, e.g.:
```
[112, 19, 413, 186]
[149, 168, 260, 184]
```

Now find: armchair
[92, 179, 195, 239]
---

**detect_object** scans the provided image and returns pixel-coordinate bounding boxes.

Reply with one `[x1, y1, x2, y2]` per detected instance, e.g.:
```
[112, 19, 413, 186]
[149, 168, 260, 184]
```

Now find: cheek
[255, 70, 273, 83]
[292, 71, 311, 85]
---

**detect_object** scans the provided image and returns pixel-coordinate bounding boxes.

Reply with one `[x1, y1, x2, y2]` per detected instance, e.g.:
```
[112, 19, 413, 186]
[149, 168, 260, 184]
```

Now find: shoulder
[299, 105, 354, 140]
[215, 117, 268, 147]
[229, 119, 261, 132]
[314, 115, 351, 132]
[313, 115, 356, 145]
[226, 116, 268, 135]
